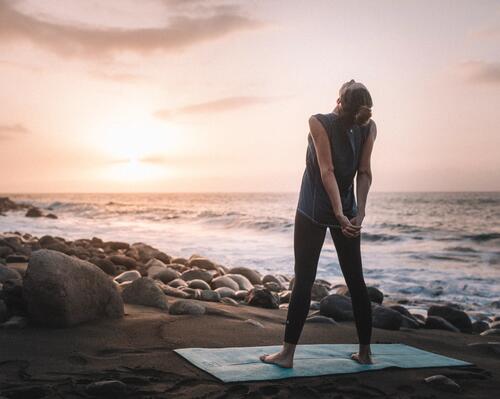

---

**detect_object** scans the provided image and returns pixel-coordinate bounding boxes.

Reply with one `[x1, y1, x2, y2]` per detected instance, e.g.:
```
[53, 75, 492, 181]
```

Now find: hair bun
[355, 105, 372, 125]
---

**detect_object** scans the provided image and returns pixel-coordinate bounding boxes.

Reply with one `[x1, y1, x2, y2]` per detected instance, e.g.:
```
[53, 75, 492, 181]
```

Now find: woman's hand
[337, 214, 362, 238]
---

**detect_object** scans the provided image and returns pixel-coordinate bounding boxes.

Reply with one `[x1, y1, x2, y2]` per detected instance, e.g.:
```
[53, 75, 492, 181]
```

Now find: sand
[1, 297, 499, 399]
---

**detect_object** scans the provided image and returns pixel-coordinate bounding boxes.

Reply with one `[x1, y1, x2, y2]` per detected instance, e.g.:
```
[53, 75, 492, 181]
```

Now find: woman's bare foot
[259, 351, 294, 368]
[350, 352, 373, 364]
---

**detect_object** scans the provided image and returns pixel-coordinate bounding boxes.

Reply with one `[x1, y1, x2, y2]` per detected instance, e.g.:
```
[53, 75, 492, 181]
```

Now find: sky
[0, 0, 499, 193]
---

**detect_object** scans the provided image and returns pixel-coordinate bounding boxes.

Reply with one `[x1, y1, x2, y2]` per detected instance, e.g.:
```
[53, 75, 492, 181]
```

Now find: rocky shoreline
[1, 230, 499, 339]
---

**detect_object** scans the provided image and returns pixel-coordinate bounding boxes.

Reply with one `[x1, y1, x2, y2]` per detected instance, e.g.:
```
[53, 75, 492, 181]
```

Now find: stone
[169, 278, 188, 288]
[310, 301, 321, 310]
[160, 284, 190, 299]
[225, 273, 254, 291]
[306, 315, 338, 325]
[105, 241, 130, 251]
[227, 266, 262, 285]
[262, 274, 283, 288]
[90, 258, 117, 276]
[234, 290, 248, 300]
[211, 276, 239, 291]
[23, 249, 124, 327]
[480, 328, 500, 336]
[146, 258, 169, 278]
[467, 342, 500, 356]
[0, 265, 22, 283]
[221, 297, 239, 306]
[153, 268, 180, 284]
[25, 207, 43, 217]
[401, 315, 421, 329]
[113, 270, 141, 284]
[187, 257, 218, 270]
[334, 285, 383, 304]
[46, 213, 58, 219]
[311, 283, 330, 301]
[171, 257, 188, 265]
[0, 245, 14, 258]
[5, 254, 28, 263]
[319, 294, 354, 321]
[121, 278, 168, 310]
[472, 320, 490, 334]
[180, 287, 201, 299]
[424, 316, 460, 332]
[372, 305, 403, 330]
[188, 279, 211, 290]
[424, 375, 461, 393]
[109, 255, 137, 270]
[279, 290, 291, 303]
[214, 287, 236, 298]
[86, 380, 127, 396]
[244, 319, 264, 328]
[169, 299, 206, 315]
[489, 320, 500, 329]
[264, 282, 282, 292]
[428, 305, 472, 333]
[245, 288, 279, 309]
[131, 243, 171, 264]
[180, 269, 213, 283]
[199, 289, 221, 302]
[1, 315, 28, 329]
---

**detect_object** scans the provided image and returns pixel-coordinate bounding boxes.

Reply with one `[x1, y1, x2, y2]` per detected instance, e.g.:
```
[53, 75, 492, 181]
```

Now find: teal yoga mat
[174, 343, 472, 382]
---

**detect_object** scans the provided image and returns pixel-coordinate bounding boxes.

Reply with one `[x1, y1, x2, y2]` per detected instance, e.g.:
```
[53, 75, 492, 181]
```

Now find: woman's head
[337, 79, 373, 126]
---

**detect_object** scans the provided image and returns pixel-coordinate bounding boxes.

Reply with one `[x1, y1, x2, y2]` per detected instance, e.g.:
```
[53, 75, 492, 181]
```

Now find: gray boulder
[211, 276, 239, 291]
[424, 316, 460, 332]
[225, 273, 254, 291]
[227, 267, 262, 285]
[169, 299, 206, 315]
[372, 305, 403, 330]
[428, 305, 472, 333]
[319, 294, 354, 321]
[0, 265, 22, 283]
[188, 279, 211, 290]
[113, 270, 141, 284]
[23, 249, 124, 327]
[180, 269, 213, 283]
[153, 268, 180, 284]
[245, 288, 279, 309]
[121, 278, 168, 310]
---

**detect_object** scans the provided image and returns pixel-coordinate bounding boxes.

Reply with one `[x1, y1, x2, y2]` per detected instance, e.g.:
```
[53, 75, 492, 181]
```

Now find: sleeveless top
[296, 112, 371, 228]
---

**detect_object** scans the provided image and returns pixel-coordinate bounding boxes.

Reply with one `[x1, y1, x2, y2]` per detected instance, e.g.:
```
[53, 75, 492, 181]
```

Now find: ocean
[1, 192, 499, 318]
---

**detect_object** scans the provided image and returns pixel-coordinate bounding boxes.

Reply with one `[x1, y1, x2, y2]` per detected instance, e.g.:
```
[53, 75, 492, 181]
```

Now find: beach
[1, 199, 500, 397]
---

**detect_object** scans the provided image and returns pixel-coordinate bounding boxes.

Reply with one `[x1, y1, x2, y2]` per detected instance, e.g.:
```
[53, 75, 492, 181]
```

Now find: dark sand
[1, 297, 499, 399]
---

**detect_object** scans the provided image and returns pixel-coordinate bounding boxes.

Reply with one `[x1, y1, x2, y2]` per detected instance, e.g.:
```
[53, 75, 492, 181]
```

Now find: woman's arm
[355, 120, 377, 222]
[309, 115, 361, 237]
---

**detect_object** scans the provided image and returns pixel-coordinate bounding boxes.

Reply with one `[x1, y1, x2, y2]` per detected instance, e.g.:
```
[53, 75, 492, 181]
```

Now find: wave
[462, 233, 500, 242]
[362, 232, 402, 242]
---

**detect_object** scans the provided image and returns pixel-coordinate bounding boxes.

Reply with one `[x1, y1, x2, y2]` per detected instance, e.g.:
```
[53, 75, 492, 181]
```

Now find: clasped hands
[337, 213, 364, 238]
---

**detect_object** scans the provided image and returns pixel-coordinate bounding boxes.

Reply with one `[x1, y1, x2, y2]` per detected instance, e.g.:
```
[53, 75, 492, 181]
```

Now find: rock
[245, 288, 279, 309]
[467, 342, 500, 356]
[279, 290, 291, 303]
[131, 243, 171, 264]
[227, 267, 262, 285]
[1, 315, 28, 329]
[113, 270, 141, 284]
[311, 283, 330, 301]
[23, 250, 124, 327]
[264, 282, 282, 292]
[169, 278, 188, 288]
[46, 213, 58, 219]
[306, 315, 338, 325]
[121, 278, 168, 310]
[25, 207, 43, 217]
[0, 265, 22, 283]
[169, 299, 206, 315]
[180, 269, 213, 283]
[310, 301, 321, 310]
[319, 294, 353, 321]
[153, 268, 180, 284]
[0, 245, 14, 258]
[334, 285, 383, 304]
[335, 284, 350, 296]
[214, 287, 236, 298]
[188, 279, 211, 290]
[234, 290, 248, 300]
[187, 257, 217, 270]
[0, 278, 24, 314]
[146, 258, 169, 278]
[180, 287, 201, 299]
[424, 316, 460, 332]
[480, 328, 500, 336]
[109, 255, 137, 270]
[221, 297, 239, 306]
[428, 305, 472, 333]
[372, 305, 403, 330]
[401, 315, 421, 329]
[489, 320, 500, 329]
[489, 300, 500, 308]
[86, 380, 127, 396]
[211, 276, 239, 291]
[199, 289, 221, 302]
[262, 274, 283, 288]
[225, 273, 254, 291]
[5, 254, 28, 263]
[90, 258, 117, 276]
[171, 257, 188, 265]
[160, 284, 190, 299]
[472, 320, 490, 334]
[424, 375, 461, 393]
[0, 299, 8, 323]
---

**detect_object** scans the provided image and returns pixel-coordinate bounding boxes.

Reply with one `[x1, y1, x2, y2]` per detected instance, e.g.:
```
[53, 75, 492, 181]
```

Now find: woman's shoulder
[311, 112, 336, 132]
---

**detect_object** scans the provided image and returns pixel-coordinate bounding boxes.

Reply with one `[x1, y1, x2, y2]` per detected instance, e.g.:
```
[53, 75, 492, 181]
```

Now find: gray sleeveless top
[297, 112, 371, 227]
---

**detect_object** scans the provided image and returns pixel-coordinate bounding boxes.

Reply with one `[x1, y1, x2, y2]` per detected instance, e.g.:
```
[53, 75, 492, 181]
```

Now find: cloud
[456, 61, 500, 85]
[0, 123, 30, 140]
[0, 0, 266, 59]
[88, 69, 144, 83]
[154, 96, 280, 119]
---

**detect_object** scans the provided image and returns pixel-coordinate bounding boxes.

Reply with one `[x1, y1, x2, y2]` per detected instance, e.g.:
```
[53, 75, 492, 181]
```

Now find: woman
[260, 79, 377, 368]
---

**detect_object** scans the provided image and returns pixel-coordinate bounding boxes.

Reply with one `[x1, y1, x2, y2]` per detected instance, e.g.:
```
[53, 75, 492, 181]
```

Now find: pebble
[245, 288, 279, 309]
[199, 289, 221, 302]
[121, 277, 168, 310]
[211, 276, 239, 291]
[113, 270, 141, 284]
[86, 380, 127, 396]
[424, 374, 461, 393]
[180, 269, 213, 283]
[480, 328, 500, 336]
[214, 287, 236, 298]
[227, 266, 262, 285]
[188, 279, 211, 290]
[169, 299, 206, 315]
[168, 278, 188, 288]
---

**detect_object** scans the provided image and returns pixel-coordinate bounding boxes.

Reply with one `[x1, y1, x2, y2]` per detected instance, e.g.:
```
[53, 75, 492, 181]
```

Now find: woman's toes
[259, 354, 268, 362]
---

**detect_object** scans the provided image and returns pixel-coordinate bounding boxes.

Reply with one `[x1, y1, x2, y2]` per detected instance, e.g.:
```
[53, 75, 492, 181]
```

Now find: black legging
[284, 209, 372, 345]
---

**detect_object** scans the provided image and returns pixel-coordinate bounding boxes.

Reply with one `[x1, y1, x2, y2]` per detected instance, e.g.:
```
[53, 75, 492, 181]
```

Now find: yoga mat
[174, 343, 473, 382]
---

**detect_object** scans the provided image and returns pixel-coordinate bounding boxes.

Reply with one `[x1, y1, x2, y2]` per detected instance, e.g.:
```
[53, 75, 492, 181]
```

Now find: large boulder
[227, 267, 262, 285]
[335, 284, 384, 304]
[319, 294, 354, 321]
[311, 283, 330, 301]
[424, 316, 460, 332]
[0, 265, 22, 283]
[427, 305, 472, 333]
[146, 258, 169, 278]
[187, 257, 218, 270]
[225, 274, 254, 291]
[131, 243, 171, 264]
[245, 288, 279, 309]
[180, 269, 213, 283]
[121, 278, 168, 310]
[169, 299, 206, 315]
[23, 250, 124, 327]
[211, 276, 239, 291]
[372, 305, 403, 330]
